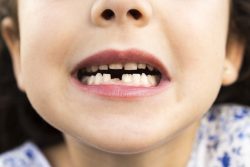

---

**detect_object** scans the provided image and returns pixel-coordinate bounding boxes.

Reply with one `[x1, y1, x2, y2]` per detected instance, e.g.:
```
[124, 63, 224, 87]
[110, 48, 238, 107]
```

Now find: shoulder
[202, 103, 250, 142]
[190, 103, 250, 167]
[0, 142, 51, 167]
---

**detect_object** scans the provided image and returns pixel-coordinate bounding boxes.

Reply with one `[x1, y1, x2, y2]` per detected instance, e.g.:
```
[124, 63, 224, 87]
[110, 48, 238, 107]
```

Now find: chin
[70, 126, 170, 155]
[86, 139, 163, 155]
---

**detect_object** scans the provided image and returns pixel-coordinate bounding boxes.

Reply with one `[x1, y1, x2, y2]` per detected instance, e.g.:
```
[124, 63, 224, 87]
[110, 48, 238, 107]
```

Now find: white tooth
[141, 73, 150, 87]
[124, 63, 137, 70]
[109, 63, 123, 70]
[122, 74, 133, 83]
[87, 76, 95, 85]
[103, 74, 111, 83]
[113, 78, 120, 81]
[147, 65, 154, 71]
[132, 74, 141, 86]
[111, 78, 120, 83]
[138, 64, 146, 69]
[94, 73, 103, 85]
[147, 75, 157, 86]
[99, 65, 108, 70]
[91, 66, 98, 72]
[81, 76, 89, 84]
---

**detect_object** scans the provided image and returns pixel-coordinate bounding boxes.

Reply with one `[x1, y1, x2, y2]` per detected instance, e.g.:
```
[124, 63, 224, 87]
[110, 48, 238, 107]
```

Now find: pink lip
[71, 49, 171, 99]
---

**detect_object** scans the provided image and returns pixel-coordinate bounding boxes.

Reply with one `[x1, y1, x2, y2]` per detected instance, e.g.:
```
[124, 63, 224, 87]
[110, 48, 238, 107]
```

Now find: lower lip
[71, 78, 170, 99]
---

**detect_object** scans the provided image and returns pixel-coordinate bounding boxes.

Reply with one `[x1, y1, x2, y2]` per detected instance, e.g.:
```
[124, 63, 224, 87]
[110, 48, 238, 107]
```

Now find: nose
[91, 0, 153, 27]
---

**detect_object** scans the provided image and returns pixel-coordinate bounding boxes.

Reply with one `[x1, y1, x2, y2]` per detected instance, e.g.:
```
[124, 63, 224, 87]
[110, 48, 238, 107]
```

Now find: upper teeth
[109, 63, 123, 70]
[124, 63, 138, 70]
[84, 63, 154, 73]
[99, 65, 108, 70]
[138, 63, 146, 69]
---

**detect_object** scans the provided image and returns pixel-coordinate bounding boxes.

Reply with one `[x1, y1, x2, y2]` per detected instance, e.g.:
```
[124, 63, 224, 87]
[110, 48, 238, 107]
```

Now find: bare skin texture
[1, 0, 246, 167]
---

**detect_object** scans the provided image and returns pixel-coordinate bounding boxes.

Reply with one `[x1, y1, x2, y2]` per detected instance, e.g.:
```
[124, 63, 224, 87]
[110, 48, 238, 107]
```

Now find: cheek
[18, 1, 85, 94]
[157, 0, 229, 67]
[18, 0, 96, 73]
[17, 3, 78, 120]
[154, 1, 230, 103]
[19, 7, 76, 68]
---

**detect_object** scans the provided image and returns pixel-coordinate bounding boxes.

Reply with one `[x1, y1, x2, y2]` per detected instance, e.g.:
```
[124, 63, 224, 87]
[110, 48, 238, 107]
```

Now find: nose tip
[91, 0, 153, 27]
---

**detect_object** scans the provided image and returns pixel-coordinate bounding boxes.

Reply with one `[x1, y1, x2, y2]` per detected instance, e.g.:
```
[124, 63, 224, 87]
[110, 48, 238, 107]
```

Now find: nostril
[127, 9, 143, 20]
[101, 9, 115, 20]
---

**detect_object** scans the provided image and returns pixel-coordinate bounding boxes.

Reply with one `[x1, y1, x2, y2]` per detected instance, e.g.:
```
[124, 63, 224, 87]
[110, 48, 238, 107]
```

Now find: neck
[45, 120, 200, 167]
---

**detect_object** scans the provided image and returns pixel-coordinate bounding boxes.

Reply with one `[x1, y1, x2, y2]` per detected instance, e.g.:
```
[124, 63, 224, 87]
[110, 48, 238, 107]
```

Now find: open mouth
[77, 63, 161, 87]
[71, 49, 171, 98]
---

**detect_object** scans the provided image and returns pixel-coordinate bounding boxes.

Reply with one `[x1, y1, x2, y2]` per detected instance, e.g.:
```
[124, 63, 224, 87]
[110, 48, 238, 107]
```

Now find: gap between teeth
[81, 73, 159, 87]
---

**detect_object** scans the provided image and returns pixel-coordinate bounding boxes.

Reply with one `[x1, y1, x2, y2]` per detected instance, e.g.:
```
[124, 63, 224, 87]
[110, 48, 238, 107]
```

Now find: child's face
[11, 0, 233, 153]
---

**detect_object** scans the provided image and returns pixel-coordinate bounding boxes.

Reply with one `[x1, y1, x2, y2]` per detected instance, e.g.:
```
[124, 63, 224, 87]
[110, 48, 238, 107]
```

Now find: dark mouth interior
[77, 68, 162, 81]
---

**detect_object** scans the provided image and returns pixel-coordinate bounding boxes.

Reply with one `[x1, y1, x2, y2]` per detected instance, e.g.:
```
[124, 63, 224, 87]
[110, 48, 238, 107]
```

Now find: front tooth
[132, 74, 141, 86]
[103, 74, 111, 83]
[124, 63, 137, 70]
[91, 66, 98, 72]
[147, 65, 154, 71]
[109, 63, 123, 70]
[110, 78, 120, 84]
[141, 73, 150, 87]
[87, 76, 95, 85]
[122, 74, 133, 83]
[94, 73, 103, 85]
[138, 64, 146, 69]
[99, 65, 108, 70]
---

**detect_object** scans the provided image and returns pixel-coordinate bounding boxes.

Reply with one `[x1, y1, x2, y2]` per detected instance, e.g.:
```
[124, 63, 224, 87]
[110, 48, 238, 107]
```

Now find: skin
[1, 0, 246, 166]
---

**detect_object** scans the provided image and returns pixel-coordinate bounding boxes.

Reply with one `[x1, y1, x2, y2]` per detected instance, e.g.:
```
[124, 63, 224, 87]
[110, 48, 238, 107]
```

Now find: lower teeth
[81, 73, 160, 87]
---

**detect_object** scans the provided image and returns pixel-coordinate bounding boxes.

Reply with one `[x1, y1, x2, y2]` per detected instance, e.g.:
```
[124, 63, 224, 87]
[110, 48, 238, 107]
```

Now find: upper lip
[71, 49, 171, 81]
